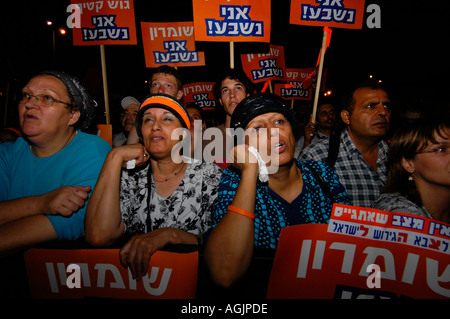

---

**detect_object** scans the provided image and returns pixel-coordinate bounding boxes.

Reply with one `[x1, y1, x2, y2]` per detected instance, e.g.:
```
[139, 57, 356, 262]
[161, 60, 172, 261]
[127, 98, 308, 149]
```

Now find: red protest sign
[290, 0, 365, 29]
[274, 67, 328, 100]
[24, 248, 198, 299]
[141, 21, 205, 68]
[274, 83, 311, 100]
[183, 82, 216, 110]
[71, 0, 137, 45]
[267, 204, 450, 299]
[241, 44, 287, 83]
[192, 0, 271, 42]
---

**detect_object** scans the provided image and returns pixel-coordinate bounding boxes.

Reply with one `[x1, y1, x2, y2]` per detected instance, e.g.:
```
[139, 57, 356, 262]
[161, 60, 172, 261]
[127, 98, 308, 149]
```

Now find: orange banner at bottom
[266, 224, 449, 299]
[24, 248, 198, 299]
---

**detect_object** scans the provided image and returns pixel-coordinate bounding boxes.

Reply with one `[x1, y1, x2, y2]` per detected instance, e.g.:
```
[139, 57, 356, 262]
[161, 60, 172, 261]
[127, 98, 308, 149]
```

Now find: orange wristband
[227, 205, 255, 220]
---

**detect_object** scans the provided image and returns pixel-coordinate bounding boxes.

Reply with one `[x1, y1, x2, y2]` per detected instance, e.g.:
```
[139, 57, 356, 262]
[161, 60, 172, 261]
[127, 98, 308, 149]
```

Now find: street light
[46, 21, 56, 63]
[46, 21, 67, 64]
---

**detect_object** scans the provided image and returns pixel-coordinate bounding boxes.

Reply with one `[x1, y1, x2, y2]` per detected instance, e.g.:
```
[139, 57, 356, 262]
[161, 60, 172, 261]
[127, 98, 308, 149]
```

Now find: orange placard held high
[141, 21, 205, 68]
[193, 0, 271, 42]
[183, 82, 216, 110]
[240, 44, 287, 83]
[274, 67, 328, 100]
[290, 0, 365, 29]
[71, 0, 137, 46]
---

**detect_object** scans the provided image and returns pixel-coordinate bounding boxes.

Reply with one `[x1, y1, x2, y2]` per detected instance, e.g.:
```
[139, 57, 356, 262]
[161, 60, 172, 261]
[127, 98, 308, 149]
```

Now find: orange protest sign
[24, 248, 198, 299]
[192, 0, 271, 42]
[240, 44, 287, 83]
[96, 124, 112, 146]
[183, 82, 216, 110]
[290, 0, 365, 29]
[141, 21, 205, 68]
[274, 67, 328, 100]
[267, 204, 450, 299]
[71, 0, 137, 45]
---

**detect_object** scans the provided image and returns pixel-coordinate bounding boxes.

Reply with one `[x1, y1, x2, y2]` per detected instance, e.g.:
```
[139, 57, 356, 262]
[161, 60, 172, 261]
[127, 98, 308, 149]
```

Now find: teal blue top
[0, 131, 111, 240]
[211, 160, 351, 249]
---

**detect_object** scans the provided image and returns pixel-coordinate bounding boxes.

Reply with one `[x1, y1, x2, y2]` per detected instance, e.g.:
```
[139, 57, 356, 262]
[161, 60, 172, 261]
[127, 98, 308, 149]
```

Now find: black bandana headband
[40, 70, 98, 133]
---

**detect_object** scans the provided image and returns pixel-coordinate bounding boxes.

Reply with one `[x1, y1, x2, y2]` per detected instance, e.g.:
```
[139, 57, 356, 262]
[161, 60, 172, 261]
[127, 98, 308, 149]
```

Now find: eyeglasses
[20, 93, 73, 107]
[416, 143, 450, 155]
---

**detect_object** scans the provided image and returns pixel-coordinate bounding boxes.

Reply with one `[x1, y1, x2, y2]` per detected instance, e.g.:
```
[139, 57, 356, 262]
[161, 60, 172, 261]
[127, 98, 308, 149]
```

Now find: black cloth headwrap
[41, 70, 98, 133]
[230, 92, 300, 140]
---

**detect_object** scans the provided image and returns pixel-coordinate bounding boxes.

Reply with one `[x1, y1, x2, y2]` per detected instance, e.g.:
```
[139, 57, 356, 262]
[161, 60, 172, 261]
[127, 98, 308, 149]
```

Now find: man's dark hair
[213, 68, 254, 102]
[186, 102, 205, 120]
[339, 79, 388, 114]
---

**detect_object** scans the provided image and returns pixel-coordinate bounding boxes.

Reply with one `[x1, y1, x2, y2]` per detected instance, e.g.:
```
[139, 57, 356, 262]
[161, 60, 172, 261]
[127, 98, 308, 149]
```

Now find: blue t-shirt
[0, 131, 111, 240]
[211, 160, 351, 249]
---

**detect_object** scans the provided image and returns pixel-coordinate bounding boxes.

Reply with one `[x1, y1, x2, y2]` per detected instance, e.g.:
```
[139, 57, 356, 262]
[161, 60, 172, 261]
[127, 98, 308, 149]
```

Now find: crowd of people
[0, 65, 449, 298]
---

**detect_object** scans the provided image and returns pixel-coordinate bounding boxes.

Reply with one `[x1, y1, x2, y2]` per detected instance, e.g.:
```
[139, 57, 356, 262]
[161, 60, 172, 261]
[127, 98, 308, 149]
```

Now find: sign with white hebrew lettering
[192, 0, 271, 42]
[141, 21, 205, 68]
[183, 82, 216, 110]
[24, 248, 198, 299]
[240, 44, 287, 83]
[267, 204, 450, 299]
[71, 0, 137, 45]
[290, 0, 365, 29]
[274, 67, 327, 100]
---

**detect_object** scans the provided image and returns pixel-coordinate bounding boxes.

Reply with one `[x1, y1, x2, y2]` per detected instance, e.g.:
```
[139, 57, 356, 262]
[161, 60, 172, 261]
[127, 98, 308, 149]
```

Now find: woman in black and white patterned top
[86, 93, 221, 280]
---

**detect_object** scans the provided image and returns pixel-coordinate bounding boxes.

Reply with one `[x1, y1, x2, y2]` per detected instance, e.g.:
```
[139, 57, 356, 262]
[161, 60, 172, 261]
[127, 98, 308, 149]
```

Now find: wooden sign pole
[230, 41, 235, 69]
[100, 44, 111, 125]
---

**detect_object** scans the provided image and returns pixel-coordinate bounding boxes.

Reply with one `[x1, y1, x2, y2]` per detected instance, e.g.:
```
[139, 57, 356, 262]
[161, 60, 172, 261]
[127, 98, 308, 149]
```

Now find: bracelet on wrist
[227, 205, 255, 220]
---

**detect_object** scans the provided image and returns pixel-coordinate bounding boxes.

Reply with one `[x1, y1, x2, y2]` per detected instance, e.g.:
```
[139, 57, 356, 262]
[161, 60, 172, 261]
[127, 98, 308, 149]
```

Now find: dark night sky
[1, 0, 449, 128]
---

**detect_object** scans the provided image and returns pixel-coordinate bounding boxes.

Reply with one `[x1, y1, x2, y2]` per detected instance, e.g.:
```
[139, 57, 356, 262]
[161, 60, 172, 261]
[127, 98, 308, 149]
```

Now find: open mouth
[273, 142, 286, 154]
[372, 121, 388, 127]
[150, 135, 165, 142]
[24, 113, 38, 120]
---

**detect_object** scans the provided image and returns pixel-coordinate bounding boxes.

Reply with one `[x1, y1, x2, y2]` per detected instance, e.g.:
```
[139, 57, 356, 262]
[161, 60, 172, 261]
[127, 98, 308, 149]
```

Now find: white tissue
[247, 146, 269, 183]
[126, 159, 136, 170]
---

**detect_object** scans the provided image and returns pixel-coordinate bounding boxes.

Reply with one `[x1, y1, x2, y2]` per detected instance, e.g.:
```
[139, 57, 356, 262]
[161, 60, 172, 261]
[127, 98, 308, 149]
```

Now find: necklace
[152, 163, 186, 182]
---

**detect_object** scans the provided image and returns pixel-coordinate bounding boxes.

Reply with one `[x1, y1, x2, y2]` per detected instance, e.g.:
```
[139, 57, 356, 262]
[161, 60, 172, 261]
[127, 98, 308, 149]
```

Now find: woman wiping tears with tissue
[203, 93, 350, 290]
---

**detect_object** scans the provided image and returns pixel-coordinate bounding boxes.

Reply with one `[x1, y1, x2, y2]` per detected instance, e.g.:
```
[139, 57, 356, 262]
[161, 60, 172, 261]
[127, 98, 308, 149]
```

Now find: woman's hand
[227, 144, 259, 175]
[303, 120, 318, 147]
[118, 228, 197, 281]
[110, 143, 150, 168]
[40, 186, 91, 217]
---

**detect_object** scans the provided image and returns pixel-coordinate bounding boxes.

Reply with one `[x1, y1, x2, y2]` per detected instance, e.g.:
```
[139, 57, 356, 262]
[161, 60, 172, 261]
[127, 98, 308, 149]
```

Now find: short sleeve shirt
[119, 158, 222, 236]
[299, 129, 388, 208]
[211, 160, 350, 249]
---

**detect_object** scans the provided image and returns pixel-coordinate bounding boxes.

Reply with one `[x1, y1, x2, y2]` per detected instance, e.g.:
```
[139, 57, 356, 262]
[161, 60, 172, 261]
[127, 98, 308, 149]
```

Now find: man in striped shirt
[299, 81, 391, 208]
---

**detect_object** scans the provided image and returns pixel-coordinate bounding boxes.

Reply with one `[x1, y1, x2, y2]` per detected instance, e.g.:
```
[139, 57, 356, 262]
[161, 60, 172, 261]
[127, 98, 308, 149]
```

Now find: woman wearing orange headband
[85, 93, 221, 281]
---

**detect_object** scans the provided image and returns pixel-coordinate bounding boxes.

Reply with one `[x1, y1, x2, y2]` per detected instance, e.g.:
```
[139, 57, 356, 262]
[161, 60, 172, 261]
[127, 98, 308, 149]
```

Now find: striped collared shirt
[299, 129, 388, 208]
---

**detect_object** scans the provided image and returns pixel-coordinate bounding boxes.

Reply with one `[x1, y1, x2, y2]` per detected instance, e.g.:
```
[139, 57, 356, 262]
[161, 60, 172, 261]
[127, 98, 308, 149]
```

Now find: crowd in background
[0, 65, 448, 298]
